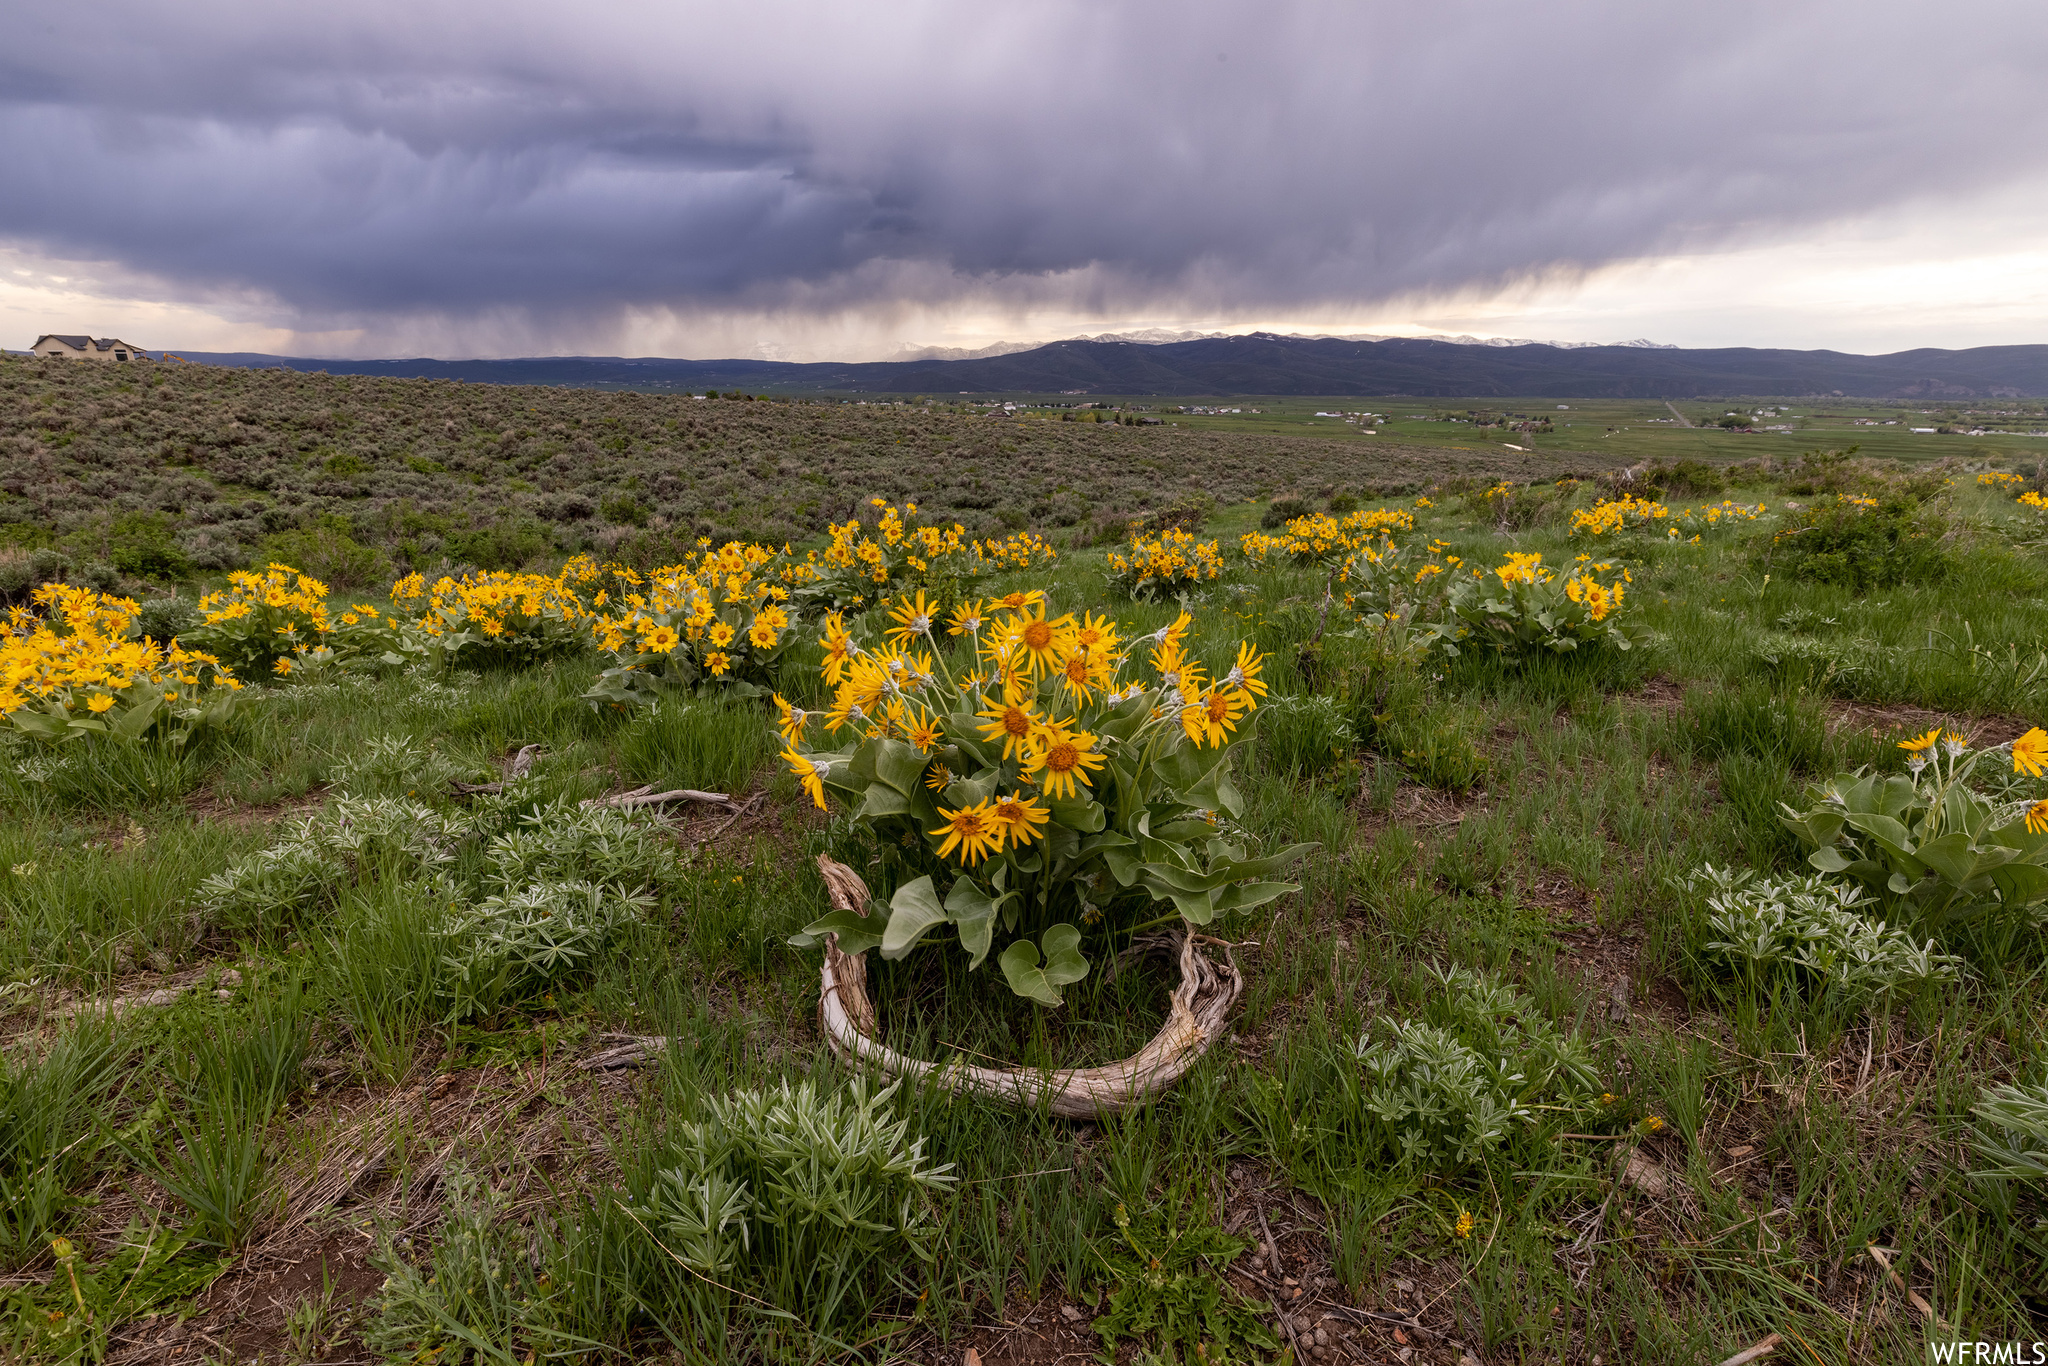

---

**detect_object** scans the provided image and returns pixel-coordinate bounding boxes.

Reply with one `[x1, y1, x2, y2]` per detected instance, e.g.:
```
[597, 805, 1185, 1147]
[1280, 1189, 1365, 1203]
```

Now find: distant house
[31, 334, 146, 362]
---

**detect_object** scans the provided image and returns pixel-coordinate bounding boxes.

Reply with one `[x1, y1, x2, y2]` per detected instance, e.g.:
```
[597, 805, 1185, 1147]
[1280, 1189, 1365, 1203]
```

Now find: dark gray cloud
[5, 0, 2046, 341]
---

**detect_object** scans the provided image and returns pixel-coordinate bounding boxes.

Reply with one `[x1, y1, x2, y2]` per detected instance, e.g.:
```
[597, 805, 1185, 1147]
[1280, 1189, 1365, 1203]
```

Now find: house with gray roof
[31, 334, 146, 362]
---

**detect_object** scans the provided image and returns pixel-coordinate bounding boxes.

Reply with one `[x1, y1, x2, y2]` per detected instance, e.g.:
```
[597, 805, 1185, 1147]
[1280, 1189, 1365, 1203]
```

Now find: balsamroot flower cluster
[786, 590, 1268, 828]
[1570, 496, 1765, 541]
[1569, 495, 1667, 537]
[392, 568, 592, 666]
[1106, 528, 1225, 599]
[1, 584, 239, 742]
[1428, 552, 1646, 656]
[782, 588, 1309, 1005]
[176, 537, 829, 695]
[1336, 535, 1461, 635]
[1239, 506, 1416, 567]
[583, 541, 805, 701]
[192, 564, 336, 673]
[814, 498, 1054, 600]
[1780, 726, 2048, 936]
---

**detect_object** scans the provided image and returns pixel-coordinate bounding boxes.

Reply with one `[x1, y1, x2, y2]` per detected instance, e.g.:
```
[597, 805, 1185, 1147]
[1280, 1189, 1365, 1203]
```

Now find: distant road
[1665, 402, 1694, 427]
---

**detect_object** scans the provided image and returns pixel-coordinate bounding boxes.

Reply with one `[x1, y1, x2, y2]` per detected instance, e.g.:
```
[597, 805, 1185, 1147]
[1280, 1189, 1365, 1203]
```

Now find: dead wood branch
[700, 791, 766, 842]
[1714, 1334, 1782, 1366]
[817, 853, 874, 916]
[61, 969, 241, 1020]
[449, 779, 505, 796]
[812, 855, 1241, 1119]
[577, 1034, 671, 1071]
[582, 785, 739, 813]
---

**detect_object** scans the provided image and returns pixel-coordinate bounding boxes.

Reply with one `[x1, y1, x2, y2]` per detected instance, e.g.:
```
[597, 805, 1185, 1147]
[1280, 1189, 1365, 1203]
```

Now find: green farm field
[1026, 395, 2048, 472]
[0, 356, 2045, 1365]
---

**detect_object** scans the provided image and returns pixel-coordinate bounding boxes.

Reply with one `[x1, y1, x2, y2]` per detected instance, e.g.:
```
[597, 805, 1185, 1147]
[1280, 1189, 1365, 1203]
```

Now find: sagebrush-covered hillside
[0, 356, 1597, 586]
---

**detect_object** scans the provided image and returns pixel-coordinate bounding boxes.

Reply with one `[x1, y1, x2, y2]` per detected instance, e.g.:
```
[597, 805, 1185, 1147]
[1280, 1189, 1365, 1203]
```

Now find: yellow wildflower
[929, 800, 1002, 865]
[2012, 727, 2048, 778]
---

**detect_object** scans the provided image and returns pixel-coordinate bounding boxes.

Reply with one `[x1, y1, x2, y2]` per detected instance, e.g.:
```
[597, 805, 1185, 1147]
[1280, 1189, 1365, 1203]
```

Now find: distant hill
[152, 334, 2048, 399]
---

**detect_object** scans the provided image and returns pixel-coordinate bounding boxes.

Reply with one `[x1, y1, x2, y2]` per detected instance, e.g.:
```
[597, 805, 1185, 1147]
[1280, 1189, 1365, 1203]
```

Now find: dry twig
[1867, 1246, 1947, 1328]
[1715, 1333, 1783, 1366]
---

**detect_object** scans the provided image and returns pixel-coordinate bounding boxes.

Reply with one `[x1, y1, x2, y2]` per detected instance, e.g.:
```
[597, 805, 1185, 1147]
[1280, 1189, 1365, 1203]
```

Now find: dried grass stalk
[813, 855, 1241, 1118]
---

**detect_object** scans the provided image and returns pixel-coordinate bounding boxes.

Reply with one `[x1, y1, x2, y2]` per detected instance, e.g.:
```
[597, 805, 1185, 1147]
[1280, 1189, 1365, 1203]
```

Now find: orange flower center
[1023, 621, 1053, 650]
[1064, 656, 1089, 683]
[994, 800, 1025, 822]
[1002, 707, 1030, 736]
[1205, 693, 1230, 722]
[1046, 743, 1078, 772]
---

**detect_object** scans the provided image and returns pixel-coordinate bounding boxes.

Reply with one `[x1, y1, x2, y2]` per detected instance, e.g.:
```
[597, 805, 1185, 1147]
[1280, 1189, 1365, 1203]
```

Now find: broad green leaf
[880, 876, 951, 959]
[945, 769, 998, 809]
[5, 709, 69, 740]
[1989, 861, 2048, 907]
[857, 784, 913, 819]
[1099, 834, 1142, 884]
[1211, 880, 1304, 915]
[788, 909, 885, 956]
[1094, 692, 1153, 743]
[111, 691, 164, 740]
[999, 923, 1091, 1006]
[1214, 766, 1244, 819]
[1157, 741, 1229, 794]
[1808, 846, 1855, 874]
[946, 877, 1012, 969]
[811, 749, 868, 802]
[1913, 832, 1981, 887]
[946, 712, 1003, 768]
[1079, 830, 1135, 860]
[1145, 881, 1222, 924]
[1048, 794, 1106, 834]
[1874, 776, 1921, 819]
[1039, 924, 1089, 986]
[873, 738, 927, 796]
[1782, 805, 1846, 844]
[1845, 812, 1913, 851]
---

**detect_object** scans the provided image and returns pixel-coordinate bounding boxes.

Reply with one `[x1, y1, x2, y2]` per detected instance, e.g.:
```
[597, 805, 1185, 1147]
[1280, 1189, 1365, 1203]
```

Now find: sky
[4, 0, 2047, 362]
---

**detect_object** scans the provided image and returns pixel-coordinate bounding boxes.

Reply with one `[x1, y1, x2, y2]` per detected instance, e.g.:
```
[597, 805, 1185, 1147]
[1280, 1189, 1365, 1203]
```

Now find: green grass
[0, 440, 2043, 1363]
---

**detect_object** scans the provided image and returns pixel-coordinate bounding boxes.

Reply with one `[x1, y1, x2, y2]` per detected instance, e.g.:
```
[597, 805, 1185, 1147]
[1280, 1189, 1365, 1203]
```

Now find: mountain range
[892, 330, 1678, 361]
[142, 334, 2048, 399]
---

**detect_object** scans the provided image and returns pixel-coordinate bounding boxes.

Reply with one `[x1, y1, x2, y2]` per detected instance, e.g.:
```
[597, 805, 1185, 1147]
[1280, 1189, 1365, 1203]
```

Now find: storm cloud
[5, 0, 2046, 346]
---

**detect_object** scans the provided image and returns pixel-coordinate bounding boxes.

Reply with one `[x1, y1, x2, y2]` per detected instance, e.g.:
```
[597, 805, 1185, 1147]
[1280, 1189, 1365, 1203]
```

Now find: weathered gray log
[581, 785, 739, 813]
[813, 854, 1240, 1118]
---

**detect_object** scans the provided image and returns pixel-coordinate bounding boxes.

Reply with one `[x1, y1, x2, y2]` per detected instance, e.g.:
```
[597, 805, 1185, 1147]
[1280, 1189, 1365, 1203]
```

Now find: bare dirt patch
[1627, 673, 1689, 715]
[78, 1055, 642, 1363]
[180, 785, 329, 830]
[1356, 777, 1493, 846]
[1824, 700, 2036, 748]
